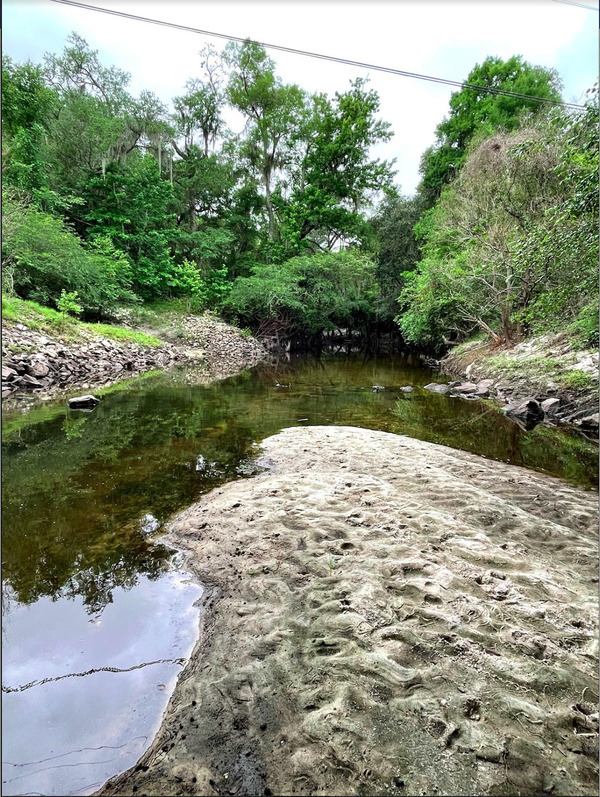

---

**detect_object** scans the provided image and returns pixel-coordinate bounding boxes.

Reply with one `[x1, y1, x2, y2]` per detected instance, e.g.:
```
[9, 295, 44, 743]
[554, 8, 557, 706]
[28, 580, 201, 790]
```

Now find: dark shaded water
[2, 354, 597, 795]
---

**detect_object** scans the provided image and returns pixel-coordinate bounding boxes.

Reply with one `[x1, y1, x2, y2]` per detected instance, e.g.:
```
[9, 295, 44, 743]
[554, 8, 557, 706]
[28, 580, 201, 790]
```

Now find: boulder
[476, 379, 494, 397]
[372, 385, 385, 392]
[68, 394, 100, 410]
[503, 399, 544, 425]
[19, 373, 44, 388]
[2, 365, 17, 380]
[541, 398, 561, 417]
[424, 383, 450, 395]
[25, 361, 50, 379]
[400, 386, 414, 393]
[452, 382, 478, 395]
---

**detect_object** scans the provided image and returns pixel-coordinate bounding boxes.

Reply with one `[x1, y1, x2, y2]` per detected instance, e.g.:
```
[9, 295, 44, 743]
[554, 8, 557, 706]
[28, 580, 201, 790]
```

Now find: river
[2, 354, 597, 796]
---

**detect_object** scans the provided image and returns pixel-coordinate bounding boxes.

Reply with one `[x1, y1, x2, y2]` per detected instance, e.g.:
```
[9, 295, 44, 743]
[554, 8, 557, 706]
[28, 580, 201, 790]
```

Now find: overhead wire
[549, 0, 598, 11]
[47, 0, 587, 110]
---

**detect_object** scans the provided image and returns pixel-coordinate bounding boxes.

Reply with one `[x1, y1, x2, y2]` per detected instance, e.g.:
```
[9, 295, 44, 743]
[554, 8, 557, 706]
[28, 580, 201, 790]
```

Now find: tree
[80, 154, 179, 299]
[511, 86, 599, 344]
[284, 79, 395, 255]
[399, 123, 569, 349]
[225, 249, 379, 340]
[173, 44, 226, 159]
[2, 56, 58, 195]
[2, 192, 135, 313]
[419, 56, 562, 206]
[370, 193, 425, 319]
[225, 39, 308, 243]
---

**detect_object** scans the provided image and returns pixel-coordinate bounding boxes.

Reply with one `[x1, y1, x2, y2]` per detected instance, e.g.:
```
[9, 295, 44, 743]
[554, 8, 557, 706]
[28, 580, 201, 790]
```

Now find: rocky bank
[97, 426, 598, 797]
[438, 333, 599, 435]
[1, 316, 269, 404]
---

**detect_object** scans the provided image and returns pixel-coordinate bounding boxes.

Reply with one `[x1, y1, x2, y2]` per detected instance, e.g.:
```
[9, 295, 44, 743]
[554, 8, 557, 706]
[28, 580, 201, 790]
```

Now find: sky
[3, 0, 599, 195]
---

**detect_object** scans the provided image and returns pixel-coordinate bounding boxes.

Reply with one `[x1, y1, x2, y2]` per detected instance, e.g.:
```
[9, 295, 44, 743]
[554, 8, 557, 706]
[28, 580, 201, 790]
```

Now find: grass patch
[2, 294, 69, 331]
[81, 323, 162, 347]
[2, 294, 163, 348]
[561, 370, 596, 391]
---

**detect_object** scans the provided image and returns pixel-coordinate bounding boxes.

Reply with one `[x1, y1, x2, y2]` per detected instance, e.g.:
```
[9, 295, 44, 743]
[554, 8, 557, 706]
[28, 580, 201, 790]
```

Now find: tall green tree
[2, 56, 58, 195]
[418, 56, 562, 206]
[225, 39, 308, 243]
[284, 79, 395, 255]
[81, 154, 178, 299]
[370, 193, 425, 319]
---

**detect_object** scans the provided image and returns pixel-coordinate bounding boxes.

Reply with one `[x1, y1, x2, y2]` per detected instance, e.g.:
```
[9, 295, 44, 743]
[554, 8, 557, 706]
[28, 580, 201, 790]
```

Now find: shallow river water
[2, 354, 597, 796]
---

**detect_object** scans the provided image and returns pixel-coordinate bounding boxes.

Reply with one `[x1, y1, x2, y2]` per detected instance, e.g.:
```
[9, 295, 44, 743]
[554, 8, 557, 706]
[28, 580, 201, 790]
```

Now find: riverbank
[438, 333, 598, 434]
[97, 425, 599, 797]
[1, 310, 269, 406]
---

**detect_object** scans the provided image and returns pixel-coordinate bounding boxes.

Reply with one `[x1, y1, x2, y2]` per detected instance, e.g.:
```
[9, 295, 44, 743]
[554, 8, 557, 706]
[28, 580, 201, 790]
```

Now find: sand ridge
[97, 426, 598, 797]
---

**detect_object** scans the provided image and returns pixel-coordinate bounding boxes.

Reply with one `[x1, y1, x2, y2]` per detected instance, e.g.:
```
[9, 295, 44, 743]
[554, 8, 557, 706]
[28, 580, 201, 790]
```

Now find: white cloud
[3, 0, 596, 193]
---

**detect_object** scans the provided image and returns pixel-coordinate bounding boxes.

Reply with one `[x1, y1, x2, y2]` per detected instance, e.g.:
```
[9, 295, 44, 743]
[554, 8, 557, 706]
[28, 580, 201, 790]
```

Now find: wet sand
[97, 426, 599, 797]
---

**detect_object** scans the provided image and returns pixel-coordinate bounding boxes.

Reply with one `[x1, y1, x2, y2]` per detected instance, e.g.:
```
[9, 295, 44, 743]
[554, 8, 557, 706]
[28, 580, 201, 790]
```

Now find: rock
[563, 406, 597, 423]
[541, 398, 561, 416]
[574, 413, 599, 433]
[400, 386, 414, 393]
[372, 385, 385, 392]
[68, 394, 100, 409]
[503, 399, 544, 426]
[452, 382, 479, 395]
[424, 383, 450, 395]
[25, 361, 50, 378]
[477, 379, 494, 391]
[2, 365, 18, 380]
[19, 373, 44, 388]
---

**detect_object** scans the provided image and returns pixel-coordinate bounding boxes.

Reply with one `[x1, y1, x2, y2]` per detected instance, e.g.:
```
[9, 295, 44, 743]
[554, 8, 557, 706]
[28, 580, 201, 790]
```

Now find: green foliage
[226, 249, 378, 335]
[2, 56, 58, 194]
[1, 195, 137, 314]
[562, 369, 595, 391]
[284, 80, 396, 254]
[568, 301, 599, 350]
[419, 56, 562, 205]
[396, 91, 598, 351]
[370, 193, 425, 319]
[57, 289, 83, 320]
[80, 155, 178, 299]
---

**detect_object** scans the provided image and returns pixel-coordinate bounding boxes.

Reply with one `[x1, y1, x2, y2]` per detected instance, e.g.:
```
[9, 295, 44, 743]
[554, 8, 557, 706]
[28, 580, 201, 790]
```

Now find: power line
[549, 0, 599, 10]
[48, 0, 587, 110]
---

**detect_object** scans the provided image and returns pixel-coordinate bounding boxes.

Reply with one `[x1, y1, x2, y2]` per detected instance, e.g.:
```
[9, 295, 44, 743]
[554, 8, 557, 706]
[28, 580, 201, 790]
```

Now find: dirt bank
[97, 426, 598, 797]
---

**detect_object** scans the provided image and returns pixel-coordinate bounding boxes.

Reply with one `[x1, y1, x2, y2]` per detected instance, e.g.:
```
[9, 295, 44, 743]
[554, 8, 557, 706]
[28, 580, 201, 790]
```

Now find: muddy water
[1, 354, 597, 796]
